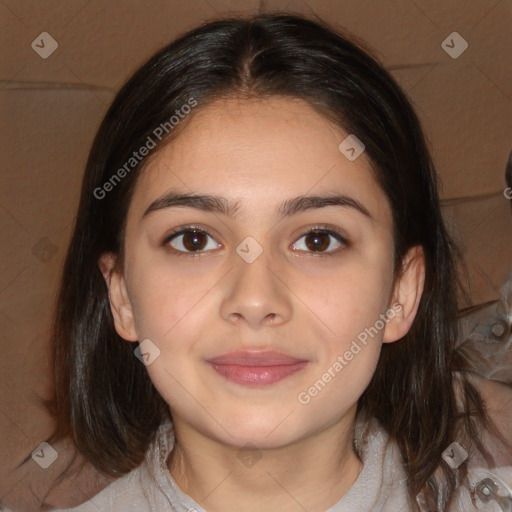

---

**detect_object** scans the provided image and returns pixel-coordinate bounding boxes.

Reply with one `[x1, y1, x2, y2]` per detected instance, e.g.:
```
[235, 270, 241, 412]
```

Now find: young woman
[48, 12, 512, 512]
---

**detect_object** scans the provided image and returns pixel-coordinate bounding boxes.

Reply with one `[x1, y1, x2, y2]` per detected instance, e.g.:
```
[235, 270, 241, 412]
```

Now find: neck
[167, 408, 363, 512]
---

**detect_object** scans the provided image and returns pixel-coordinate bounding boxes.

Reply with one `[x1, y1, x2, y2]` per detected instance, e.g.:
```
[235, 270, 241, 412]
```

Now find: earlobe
[98, 252, 138, 342]
[382, 245, 425, 343]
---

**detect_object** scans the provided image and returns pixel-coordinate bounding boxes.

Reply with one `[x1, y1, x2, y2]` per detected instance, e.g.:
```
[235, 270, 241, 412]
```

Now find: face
[104, 96, 422, 449]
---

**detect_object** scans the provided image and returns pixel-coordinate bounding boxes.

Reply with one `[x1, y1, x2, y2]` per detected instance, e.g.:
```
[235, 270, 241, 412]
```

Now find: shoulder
[50, 421, 176, 512]
[49, 465, 148, 512]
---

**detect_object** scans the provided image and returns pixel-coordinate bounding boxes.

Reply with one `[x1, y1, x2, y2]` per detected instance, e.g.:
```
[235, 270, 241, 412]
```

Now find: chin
[211, 412, 308, 448]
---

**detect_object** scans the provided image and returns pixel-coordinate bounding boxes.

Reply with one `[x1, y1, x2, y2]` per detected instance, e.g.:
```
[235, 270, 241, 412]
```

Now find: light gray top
[48, 413, 512, 512]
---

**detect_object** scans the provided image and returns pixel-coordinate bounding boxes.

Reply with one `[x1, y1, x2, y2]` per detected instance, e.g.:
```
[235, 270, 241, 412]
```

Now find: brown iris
[182, 230, 208, 251]
[304, 232, 330, 252]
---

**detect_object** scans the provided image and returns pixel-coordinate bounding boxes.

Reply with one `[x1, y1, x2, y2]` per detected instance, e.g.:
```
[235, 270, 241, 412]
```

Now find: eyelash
[162, 224, 349, 258]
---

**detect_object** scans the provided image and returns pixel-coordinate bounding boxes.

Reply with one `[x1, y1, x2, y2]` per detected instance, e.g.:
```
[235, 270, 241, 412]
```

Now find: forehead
[131, 96, 390, 221]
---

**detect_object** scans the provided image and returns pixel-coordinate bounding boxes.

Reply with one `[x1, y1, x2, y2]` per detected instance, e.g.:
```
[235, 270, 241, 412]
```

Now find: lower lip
[207, 362, 308, 385]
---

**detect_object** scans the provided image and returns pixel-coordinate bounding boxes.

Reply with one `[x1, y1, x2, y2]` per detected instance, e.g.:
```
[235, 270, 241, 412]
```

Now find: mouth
[206, 350, 309, 386]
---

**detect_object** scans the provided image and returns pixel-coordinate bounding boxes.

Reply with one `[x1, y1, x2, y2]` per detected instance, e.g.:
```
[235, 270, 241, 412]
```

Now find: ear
[98, 252, 138, 342]
[382, 245, 425, 343]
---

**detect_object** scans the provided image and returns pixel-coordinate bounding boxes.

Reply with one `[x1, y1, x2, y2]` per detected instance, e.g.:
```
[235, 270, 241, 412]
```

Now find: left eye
[292, 230, 346, 253]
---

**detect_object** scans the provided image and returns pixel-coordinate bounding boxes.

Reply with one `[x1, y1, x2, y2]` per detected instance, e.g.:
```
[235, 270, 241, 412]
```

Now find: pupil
[306, 233, 329, 251]
[183, 231, 206, 251]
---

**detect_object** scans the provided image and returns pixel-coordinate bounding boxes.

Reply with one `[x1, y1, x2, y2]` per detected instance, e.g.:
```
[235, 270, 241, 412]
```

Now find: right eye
[164, 228, 221, 256]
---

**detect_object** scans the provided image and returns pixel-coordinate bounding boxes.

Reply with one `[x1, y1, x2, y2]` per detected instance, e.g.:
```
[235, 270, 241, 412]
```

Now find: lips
[206, 350, 309, 385]
[207, 350, 307, 366]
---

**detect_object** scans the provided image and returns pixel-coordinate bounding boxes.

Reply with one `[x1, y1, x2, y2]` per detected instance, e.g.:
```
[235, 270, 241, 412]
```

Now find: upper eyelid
[165, 225, 344, 238]
[164, 224, 217, 240]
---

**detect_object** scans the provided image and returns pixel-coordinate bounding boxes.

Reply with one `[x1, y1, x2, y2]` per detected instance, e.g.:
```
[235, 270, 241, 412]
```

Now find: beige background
[1, 1, 511, 510]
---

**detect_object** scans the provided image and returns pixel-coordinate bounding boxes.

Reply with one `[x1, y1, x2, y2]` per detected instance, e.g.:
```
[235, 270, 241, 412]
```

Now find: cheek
[297, 343, 381, 422]
[296, 253, 392, 396]
[300, 255, 393, 339]
[127, 258, 218, 341]
[297, 269, 388, 414]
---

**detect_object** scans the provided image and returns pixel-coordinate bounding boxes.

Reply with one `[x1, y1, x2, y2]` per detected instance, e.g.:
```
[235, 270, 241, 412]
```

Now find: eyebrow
[142, 191, 372, 220]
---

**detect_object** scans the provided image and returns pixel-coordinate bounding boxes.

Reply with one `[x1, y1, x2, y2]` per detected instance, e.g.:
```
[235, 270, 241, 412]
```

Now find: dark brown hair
[49, 11, 506, 510]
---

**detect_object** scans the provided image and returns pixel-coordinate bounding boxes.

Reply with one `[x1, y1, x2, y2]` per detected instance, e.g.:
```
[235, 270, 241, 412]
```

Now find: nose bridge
[220, 243, 291, 327]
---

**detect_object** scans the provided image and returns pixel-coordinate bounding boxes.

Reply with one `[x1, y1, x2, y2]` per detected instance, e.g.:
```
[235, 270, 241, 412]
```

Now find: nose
[219, 247, 293, 329]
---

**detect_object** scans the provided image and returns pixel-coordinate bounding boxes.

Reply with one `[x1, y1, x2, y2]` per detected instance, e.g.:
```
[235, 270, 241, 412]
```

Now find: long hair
[49, 12, 501, 509]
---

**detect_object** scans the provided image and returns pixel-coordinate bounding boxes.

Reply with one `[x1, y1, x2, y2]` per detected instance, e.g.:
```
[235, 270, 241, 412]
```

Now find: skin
[101, 96, 425, 512]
